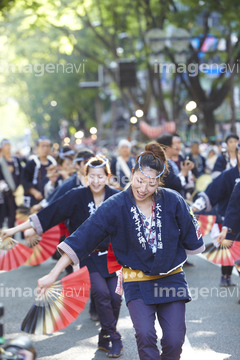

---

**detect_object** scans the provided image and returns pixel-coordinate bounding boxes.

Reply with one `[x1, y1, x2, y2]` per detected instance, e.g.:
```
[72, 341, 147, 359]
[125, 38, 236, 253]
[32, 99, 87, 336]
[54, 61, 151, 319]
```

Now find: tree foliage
[1, 0, 240, 141]
[0, 6, 99, 143]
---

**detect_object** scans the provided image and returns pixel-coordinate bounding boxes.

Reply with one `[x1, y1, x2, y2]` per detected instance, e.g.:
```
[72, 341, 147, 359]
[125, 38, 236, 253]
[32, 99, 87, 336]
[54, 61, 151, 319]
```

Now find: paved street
[0, 247, 240, 360]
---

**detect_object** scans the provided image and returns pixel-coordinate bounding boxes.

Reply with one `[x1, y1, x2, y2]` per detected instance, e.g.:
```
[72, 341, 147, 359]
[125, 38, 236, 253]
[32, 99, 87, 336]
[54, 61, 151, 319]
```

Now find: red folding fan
[0, 237, 33, 271]
[21, 266, 91, 335]
[196, 215, 216, 237]
[59, 222, 70, 239]
[202, 239, 240, 266]
[24, 225, 61, 266]
[107, 243, 122, 273]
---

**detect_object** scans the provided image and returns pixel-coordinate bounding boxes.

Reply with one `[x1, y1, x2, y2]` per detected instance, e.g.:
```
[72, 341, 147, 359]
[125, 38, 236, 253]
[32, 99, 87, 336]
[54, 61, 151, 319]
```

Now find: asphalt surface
[0, 246, 239, 360]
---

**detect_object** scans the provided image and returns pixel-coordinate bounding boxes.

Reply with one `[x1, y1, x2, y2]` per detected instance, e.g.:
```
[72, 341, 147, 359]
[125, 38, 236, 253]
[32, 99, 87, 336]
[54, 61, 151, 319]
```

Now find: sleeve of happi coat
[222, 182, 240, 238]
[176, 196, 205, 254]
[59, 198, 117, 264]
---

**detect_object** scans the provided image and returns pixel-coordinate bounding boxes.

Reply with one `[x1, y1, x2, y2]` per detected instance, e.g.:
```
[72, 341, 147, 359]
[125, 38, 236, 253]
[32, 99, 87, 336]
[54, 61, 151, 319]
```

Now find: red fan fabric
[21, 266, 91, 334]
[24, 225, 61, 266]
[52, 267, 91, 333]
[107, 243, 122, 273]
[0, 241, 33, 271]
[202, 241, 240, 266]
[59, 222, 70, 238]
[197, 215, 216, 237]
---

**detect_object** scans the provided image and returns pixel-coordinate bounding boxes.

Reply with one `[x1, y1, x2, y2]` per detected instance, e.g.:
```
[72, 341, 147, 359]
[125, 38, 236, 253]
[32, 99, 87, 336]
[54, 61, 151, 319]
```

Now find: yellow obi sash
[123, 267, 183, 282]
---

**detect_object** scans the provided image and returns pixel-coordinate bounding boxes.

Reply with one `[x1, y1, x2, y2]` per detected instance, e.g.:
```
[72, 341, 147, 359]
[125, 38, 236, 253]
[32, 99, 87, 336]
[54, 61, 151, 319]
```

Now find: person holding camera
[18, 350, 35, 360]
[0, 335, 36, 360]
[156, 135, 195, 198]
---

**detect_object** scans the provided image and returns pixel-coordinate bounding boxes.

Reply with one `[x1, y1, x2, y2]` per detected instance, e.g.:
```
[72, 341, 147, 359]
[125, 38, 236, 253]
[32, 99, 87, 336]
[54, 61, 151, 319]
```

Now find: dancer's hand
[217, 228, 228, 245]
[37, 272, 58, 295]
[30, 203, 42, 214]
[1, 227, 16, 240]
[1, 221, 32, 240]
[24, 228, 37, 244]
[37, 253, 72, 294]
[191, 206, 198, 214]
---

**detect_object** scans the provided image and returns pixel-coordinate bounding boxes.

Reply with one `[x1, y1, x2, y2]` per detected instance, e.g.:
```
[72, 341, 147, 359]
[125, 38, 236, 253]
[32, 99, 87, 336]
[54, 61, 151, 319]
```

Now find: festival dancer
[30, 145, 76, 213]
[13, 141, 205, 360]
[217, 181, 240, 243]
[38, 148, 98, 319]
[43, 146, 75, 199]
[2, 156, 123, 358]
[217, 181, 240, 304]
[192, 142, 240, 287]
[44, 148, 95, 205]
[21, 136, 57, 209]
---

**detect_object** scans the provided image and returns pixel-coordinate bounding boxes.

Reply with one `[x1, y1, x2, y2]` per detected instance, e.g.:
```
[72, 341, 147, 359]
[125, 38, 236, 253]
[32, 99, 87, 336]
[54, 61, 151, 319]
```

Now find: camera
[0, 336, 36, 360]
[183, 156, 190, 166]
[0, 304, 36, 360]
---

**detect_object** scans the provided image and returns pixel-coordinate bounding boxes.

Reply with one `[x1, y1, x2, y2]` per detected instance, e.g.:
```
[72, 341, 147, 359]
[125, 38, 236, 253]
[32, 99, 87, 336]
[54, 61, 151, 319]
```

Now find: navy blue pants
[4, 194, 16, 228]
[127, 299, 186, 360]
[90, 272, 122, 340]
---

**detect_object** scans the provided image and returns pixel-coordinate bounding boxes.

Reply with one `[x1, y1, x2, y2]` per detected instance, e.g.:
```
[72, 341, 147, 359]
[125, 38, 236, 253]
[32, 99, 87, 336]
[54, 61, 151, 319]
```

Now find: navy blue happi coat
[222, 181, 240, 239]
[199, 165, 240, 218]
[30, 185, 119, 277]
[62, 186, 205, 305]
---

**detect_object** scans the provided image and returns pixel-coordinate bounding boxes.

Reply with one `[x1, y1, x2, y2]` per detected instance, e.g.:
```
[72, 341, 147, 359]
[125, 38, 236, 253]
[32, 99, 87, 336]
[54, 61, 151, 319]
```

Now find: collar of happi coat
[124, 186, 165, 272]
[87, 185, 113, 216]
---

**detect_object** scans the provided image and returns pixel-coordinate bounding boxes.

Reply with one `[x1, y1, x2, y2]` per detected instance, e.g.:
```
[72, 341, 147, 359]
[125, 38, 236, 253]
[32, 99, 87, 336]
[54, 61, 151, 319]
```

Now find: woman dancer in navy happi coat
[192, 142, 240, 286]
[22, 142, 205, 360]
[218, 181, 240, 242]
[3, 156, 123, 358]
[218, 181, 240, 303]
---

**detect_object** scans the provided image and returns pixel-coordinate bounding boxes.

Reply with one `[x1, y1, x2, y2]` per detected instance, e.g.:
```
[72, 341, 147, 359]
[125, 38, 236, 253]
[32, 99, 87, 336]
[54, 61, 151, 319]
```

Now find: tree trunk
[95, 96, 103, 144]
[228, 34, 236, 134]
[201, 108, 216, 138]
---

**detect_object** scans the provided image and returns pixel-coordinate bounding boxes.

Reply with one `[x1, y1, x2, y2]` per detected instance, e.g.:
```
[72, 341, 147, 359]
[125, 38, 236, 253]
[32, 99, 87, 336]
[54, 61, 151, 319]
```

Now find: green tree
[1, 0, 240, 139]
[0, 0, 16, 12]
[0, 9, 99, 143]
